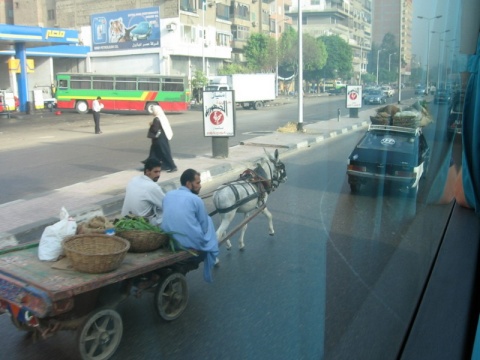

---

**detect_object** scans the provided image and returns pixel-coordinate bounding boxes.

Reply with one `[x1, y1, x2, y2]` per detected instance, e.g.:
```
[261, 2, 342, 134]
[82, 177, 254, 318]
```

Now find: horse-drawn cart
[0, 241, 195, 360]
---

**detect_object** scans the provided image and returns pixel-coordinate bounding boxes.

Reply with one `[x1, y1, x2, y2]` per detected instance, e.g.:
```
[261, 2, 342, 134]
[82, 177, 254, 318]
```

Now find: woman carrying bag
[145, 105, 178, 172]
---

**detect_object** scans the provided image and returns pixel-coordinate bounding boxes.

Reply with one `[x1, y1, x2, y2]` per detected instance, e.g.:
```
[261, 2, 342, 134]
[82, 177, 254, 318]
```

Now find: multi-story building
[286, 0, 372, 83]
[372, 0, 413, 79]
[6, 0, 291, 77]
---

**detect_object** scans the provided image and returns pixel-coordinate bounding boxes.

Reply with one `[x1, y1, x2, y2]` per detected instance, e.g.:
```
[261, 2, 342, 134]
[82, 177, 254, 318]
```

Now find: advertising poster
[90, 7, 160, 51]
[346, 85, 362, 108]
[203, 91, 235, 137]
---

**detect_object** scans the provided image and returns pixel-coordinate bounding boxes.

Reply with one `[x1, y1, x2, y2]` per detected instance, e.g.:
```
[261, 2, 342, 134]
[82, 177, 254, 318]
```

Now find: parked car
[347, 125, 430, 198]
[363, 89, 387, 105]
[381, 85, 394, 97]
[415, 85, 427, 95]
[434, 89, 453, 104]
[448, 90, 466, 136]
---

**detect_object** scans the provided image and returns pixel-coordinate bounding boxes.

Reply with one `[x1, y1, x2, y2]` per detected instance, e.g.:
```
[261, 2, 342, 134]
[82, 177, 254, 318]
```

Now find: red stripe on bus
[146, 92, 158, 101]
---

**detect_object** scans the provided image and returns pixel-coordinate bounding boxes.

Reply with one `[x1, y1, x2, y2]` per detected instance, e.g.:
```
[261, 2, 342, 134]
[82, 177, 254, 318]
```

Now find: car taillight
[394, 170, 416, 178]
[348, 165, 367, 172]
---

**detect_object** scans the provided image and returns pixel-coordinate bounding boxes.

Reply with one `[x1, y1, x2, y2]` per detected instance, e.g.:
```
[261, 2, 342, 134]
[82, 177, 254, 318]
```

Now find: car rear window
[358, 131, 416, 154]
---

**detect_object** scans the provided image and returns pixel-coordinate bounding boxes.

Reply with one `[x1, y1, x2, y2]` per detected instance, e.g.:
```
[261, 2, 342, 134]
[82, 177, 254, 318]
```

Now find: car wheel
[350, 183, 361, 193]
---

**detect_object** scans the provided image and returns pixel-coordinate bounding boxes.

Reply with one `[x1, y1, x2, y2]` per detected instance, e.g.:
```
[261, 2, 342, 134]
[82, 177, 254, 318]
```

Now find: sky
[411, 0, 470, 71]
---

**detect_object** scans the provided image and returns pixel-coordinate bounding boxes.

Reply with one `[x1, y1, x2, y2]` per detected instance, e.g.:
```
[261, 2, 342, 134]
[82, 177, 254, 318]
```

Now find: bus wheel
[75, 101, 89, 114]
[146, 102, 158, 114]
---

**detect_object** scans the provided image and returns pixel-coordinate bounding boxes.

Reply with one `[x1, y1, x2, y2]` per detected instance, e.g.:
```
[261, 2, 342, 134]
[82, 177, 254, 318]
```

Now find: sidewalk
[0, 104, 371, 248]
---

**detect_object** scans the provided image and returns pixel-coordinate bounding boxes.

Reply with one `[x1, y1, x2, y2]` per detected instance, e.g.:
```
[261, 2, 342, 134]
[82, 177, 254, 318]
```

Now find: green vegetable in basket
[114, 216, 166, 233]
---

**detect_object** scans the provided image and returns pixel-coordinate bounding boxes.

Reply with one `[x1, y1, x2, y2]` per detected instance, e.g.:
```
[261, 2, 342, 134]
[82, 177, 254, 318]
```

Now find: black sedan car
[415, 85, 427, 95]
[363, 89, 387, 105]
[347, 125, 430, 197]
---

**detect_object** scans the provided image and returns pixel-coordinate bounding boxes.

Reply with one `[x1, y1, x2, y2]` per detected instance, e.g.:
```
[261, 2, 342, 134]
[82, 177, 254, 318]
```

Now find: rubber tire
[154, 272, 189, 321]
[77, 308, 123, 360]
[146, 102, 158, 114]
[350, 183, 360, 193]
[75, 101, 89, 114]
[253, 101, 263, 110]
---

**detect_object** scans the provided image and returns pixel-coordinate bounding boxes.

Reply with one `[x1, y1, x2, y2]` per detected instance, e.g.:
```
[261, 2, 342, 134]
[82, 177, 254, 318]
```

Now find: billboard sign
[203, 91, 236, 137]
[90, 7, 160, 51]
[346, 85, 362, 108]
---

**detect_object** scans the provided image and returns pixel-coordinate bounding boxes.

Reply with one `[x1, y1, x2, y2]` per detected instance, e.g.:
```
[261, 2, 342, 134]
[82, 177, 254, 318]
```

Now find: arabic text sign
[203, 91, 235, 137]
[90, 7, 160, 51]
[346, 85, 362, 108]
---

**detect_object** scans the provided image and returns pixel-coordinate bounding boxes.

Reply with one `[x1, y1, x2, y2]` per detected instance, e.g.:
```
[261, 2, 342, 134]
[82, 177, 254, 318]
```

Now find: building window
[47, 9, 56, 21]
[216, 3, 230, 21]
[180, 0, 197, 13]
[231, 2, 250, 21]
[216, 32, 231, 46]
[181, 25, 197, 43]
[232, 25, 249, 41]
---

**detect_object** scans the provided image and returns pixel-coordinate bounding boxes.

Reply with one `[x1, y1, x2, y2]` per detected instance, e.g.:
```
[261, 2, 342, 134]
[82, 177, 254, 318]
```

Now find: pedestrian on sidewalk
[145, 105, 177, 172]
[121, 158, 165, 226]
[92, 96, 104, 134]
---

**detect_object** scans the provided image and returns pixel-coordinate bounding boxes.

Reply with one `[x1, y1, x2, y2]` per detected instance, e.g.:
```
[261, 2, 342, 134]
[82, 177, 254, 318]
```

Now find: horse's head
[264, 149, 287, 189]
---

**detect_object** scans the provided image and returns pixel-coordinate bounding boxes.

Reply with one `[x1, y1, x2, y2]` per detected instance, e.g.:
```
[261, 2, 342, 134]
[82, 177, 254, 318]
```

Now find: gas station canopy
[0, 24, 86, 112]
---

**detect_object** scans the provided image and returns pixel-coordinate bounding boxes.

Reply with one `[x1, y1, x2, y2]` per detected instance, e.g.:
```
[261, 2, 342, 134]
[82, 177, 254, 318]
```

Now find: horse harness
[215, 162, 285, 214]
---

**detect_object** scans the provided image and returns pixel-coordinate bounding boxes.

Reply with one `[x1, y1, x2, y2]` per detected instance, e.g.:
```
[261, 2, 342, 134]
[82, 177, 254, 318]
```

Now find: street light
[376, 49, 383, 85]
[417, 15, 442, 92]
[432, 30, 450, 86]
[388, 52, 396, 72]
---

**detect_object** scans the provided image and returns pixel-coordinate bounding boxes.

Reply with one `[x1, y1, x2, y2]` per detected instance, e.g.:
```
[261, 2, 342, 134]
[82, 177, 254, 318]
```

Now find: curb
[0, 117, 369, 249]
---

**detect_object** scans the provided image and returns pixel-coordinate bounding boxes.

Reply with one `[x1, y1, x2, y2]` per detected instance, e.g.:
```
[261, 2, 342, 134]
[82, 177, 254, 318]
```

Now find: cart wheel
[77, 308, 123, 360]
[10, 314, 33, 332]
[154, 272, 189, 321]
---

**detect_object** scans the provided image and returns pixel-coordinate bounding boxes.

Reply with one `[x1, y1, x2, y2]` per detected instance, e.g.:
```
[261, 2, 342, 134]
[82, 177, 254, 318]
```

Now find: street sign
[346, 85, 362, 108]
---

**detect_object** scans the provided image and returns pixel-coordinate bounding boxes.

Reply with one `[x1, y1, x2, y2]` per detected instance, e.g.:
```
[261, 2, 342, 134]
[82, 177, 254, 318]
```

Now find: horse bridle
[264, 159, 287, 191]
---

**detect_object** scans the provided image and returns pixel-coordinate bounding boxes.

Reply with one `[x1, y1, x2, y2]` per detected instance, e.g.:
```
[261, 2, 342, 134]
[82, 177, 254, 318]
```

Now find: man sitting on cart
[162, 169, 219, 282]
[121, 158, 165, 226]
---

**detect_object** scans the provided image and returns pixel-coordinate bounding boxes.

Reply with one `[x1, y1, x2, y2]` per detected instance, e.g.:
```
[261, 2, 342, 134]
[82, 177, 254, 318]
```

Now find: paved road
[0, 127, 454, 360]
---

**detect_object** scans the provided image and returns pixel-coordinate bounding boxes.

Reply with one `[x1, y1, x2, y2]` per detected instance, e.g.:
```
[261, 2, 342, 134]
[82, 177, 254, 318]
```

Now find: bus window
[138, 78, 160, 91]
[70, 75, 91, 90]
[115, 77, 136, 91]
[93, 76, 114, 90]
[58, 79, 68, 89]
[162, 78, 185, 92]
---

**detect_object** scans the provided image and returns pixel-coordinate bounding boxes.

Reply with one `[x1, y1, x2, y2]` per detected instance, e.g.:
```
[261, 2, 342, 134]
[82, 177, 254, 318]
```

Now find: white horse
[213, 149, 287, 250]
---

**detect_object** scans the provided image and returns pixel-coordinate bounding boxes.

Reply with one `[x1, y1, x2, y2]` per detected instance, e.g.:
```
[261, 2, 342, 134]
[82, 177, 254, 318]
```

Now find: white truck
[205, 73, 276, 110]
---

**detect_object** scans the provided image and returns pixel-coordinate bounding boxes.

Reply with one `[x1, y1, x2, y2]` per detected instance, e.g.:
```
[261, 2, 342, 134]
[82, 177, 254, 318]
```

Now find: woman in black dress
[145, 105, 178, 172]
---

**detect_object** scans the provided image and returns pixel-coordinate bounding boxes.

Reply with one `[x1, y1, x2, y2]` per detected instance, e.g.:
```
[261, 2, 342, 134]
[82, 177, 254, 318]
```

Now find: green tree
[278, 28, 328, 92]
[278, 27, 298, 76]
[191, 70, 208, 103]
[378, 33, 399, 84]
[318, 35, 353, 80]
[218, 63, 249, 75]
[243, 33, 277, 72]
[303, 36, 328, 92]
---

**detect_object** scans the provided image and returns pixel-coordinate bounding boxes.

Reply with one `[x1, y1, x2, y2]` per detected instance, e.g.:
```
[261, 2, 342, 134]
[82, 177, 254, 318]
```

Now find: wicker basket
[63, 234, 130, 274]
[116, 230, 169, 253]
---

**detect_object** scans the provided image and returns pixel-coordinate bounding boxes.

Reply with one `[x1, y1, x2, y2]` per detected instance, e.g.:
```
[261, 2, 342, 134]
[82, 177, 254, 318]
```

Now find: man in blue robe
[162, 169, 219, 282]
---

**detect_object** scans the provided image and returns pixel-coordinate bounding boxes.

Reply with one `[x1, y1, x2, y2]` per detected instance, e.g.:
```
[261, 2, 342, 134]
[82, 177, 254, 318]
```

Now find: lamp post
[376, 49, 383, 85]
[432, 30, 450, 87]
[388, 52, 396, 72]
[297, 0, 303, 132]
[443, 39, 456, 87]
[417, 15, 442, 92]
[359, 42, 363, 85]
[202, 0, 206, 74]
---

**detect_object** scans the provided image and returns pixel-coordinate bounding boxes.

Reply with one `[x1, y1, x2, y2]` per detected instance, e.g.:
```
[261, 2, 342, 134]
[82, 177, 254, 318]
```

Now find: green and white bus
[55, 73, 190, 114]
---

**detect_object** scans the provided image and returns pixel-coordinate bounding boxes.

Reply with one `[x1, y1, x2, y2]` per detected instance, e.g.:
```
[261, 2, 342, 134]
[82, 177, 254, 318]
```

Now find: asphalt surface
[0, 96, 413, 247]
